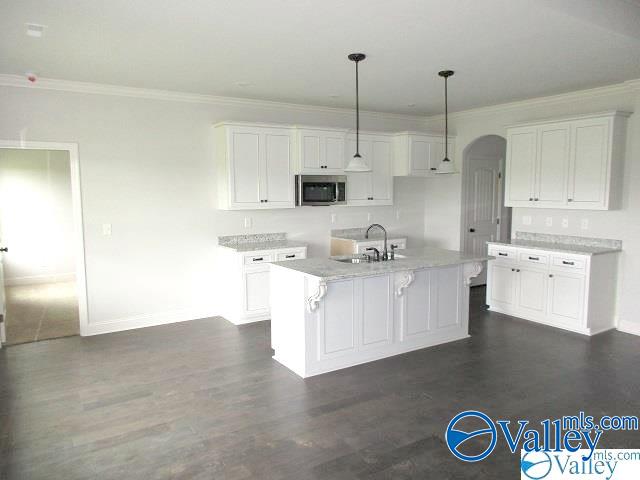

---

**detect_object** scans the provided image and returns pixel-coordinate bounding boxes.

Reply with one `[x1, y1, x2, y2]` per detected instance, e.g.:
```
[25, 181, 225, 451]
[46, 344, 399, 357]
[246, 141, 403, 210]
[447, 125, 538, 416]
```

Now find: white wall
[0, 148, 75, 284]
[422, 84, 640, 332]
[0, 85, 428, 332]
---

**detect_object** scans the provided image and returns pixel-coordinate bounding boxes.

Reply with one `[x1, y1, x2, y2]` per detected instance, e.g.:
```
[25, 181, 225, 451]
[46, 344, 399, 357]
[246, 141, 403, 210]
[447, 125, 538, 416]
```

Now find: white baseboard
[84, 308, 219, 336]
[617, 318, 640, 337]
[4, 272, 76, 286]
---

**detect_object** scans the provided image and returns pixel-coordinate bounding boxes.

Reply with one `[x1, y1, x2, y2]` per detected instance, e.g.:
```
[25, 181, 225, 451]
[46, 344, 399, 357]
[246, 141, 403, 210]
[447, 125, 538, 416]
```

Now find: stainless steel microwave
[295, 175, 347, 206]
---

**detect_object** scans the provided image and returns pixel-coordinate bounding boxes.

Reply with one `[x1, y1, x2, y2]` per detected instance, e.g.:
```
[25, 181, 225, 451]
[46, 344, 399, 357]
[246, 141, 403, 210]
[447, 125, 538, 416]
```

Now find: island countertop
[271, 246, 492, 281]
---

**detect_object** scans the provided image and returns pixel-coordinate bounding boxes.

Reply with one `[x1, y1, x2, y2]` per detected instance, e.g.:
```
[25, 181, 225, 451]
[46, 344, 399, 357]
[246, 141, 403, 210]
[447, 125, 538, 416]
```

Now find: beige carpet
[4, 281, 79, 345]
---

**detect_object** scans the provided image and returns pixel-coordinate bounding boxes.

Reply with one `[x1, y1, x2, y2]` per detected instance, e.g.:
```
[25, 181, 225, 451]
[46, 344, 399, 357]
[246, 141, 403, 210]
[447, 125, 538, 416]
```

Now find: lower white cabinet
[270, 261, 482, 378]
[486, 243, 618, 335]
[217, 246, 307, 324]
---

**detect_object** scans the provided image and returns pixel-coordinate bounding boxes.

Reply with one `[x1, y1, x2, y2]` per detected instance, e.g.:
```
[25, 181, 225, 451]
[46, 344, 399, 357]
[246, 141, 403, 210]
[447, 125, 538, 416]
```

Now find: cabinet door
[506, 127, 537, 206]
[299, 130, 322, 171]
[360, 275, 393, 348]
[346, 136, 373, 204]
[536, 124, 570, 205]
[409, 137, 432, 175]
[262, 129, 294, 208]
[515, 267, 547, 317]
[547, 272, 585, 328]
[487, 262, 516, 310]
[317, 279, 357, 359]
[371, 139, 393, 204]
[229, 129, 262, 208]
[568, 118, 610, 208]
[243, 267, 270, 316]
[324, 133, 346, 172]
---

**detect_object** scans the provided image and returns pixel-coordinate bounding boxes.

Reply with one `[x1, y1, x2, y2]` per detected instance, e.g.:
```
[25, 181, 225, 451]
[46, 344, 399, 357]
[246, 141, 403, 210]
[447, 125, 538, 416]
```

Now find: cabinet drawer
[518, 250, 549, 266]
[276, 249, 306, 261]
[551, 254, 587, 272]
[488, 245, 517, 261]
[243, 253, 273, 265]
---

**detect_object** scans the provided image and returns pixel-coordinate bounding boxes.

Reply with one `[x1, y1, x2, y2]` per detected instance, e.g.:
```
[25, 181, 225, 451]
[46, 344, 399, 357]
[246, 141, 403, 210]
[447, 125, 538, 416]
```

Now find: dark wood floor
[1, 287, 639, 479]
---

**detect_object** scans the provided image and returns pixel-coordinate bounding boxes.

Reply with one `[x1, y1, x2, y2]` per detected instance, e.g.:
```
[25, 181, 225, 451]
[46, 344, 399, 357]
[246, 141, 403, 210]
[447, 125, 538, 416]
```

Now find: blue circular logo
[521, 451, 552, 479]
[445, 410, 497, 462]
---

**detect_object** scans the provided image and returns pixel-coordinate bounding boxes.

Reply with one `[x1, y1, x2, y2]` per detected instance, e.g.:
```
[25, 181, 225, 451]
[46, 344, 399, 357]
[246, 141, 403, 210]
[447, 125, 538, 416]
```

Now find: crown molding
[426, 79, 640, 122]
[0, 74, 424, 123]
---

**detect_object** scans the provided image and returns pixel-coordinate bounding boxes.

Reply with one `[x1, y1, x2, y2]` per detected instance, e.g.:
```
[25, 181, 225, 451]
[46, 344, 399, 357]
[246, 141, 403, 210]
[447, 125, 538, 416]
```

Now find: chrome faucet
[365, 224, 388, 261]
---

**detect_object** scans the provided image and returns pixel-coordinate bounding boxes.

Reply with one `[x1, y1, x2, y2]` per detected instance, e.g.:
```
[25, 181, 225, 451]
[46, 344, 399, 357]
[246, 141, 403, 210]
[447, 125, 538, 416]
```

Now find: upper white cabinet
[346, 133, 394, 206]
[505, 112, 629, 210]
[214, 123, 295, 210]
[394, 133, 456, 177]
[294, 128, 347, 174]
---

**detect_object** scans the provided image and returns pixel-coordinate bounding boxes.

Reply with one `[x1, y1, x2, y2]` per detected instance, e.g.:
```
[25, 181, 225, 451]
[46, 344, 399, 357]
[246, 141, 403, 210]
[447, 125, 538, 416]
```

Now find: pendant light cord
[444, 75, 448, 160]
[355, 59, 360, 157]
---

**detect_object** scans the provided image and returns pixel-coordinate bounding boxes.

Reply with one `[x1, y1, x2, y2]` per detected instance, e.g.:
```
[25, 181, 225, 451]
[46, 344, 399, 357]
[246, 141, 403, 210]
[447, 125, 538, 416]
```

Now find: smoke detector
[25, 23, 46, 38]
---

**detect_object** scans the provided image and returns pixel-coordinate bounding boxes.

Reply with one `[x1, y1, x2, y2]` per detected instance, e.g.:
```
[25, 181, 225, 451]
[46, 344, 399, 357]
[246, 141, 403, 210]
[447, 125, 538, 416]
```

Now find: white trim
[427, 79, 640, 122]
[0, 74, 422, 123]
[84, 308, 218, 336]
[0, 140, 89, 336]
[4, 273, 75, 287]
[617, 318, 640, 337]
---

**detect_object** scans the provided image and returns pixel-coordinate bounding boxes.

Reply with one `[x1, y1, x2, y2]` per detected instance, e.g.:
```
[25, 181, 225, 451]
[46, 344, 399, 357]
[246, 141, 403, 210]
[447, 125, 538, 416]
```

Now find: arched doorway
[460, 135, 511, 286]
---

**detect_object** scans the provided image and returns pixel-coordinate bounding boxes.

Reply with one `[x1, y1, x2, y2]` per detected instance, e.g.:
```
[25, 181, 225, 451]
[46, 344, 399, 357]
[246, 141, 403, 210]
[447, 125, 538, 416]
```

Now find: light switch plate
[545, 217, 553, 227]
[367, 212, 372, 222]
[562, 218, 569, 228]
[331, 213, 337, 224]
[102, 223, 112, 236]
[522, 215, 532, 226]
[244, 217, 252, 229]
[581, 218, 589, 230]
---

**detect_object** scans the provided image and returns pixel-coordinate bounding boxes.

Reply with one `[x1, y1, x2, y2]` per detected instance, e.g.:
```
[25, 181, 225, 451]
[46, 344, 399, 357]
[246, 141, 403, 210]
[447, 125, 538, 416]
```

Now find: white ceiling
[1, 0, 640, 114]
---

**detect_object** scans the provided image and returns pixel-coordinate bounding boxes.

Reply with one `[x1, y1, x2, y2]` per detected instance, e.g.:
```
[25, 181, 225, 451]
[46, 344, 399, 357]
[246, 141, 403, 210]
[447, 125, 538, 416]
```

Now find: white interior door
[463, 156, 501, 286]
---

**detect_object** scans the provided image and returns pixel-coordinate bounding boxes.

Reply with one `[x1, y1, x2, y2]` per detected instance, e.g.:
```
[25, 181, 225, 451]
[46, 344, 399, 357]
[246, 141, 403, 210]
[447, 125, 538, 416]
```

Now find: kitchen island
[269, 247, 491, 378]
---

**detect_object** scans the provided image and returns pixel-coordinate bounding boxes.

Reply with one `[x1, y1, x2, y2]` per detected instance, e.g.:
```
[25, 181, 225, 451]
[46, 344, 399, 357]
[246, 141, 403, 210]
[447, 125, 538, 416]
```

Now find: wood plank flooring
[1, 287, 639, 479]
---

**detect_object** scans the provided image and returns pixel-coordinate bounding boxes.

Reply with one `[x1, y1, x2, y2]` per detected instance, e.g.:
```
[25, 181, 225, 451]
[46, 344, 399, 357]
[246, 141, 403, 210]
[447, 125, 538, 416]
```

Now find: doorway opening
[0, 142, 88, 346]
[460, 135, 511, 286]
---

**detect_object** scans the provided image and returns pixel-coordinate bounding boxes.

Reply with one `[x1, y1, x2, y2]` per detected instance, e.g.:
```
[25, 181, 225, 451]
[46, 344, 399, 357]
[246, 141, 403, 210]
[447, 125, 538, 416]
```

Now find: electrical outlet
[331, 213, 337, 224]
[396, 209, 401, 220]
[244, 217, 252, 229]
[545, 217, 553, 227]
[522, 215, 532, 226]
[562, 218, 569, 228]
[367, 212, 372, 222]
[102, 223, 112, 236]
[581, 218, 589, 230]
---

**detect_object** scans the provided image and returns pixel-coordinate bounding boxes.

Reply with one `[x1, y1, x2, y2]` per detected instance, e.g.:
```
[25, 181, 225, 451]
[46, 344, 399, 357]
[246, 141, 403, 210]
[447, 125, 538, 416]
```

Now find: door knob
[0, 247, 7, 252]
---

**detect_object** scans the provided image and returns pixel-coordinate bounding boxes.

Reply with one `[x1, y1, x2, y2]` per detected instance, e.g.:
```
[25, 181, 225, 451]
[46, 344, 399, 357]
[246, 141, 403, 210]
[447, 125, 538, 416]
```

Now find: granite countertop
[219, 240, 308, 253]
[271, 246, 491, 281]
[331, 227, 407, 242]
[487, 239, 620, 256]
[217, 232, 307, 253]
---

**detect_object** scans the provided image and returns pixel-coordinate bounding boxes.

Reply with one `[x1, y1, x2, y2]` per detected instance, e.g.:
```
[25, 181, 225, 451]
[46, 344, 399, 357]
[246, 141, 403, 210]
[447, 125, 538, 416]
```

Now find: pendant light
[435, 69, 457, 174]
[345, 53, 371, 172]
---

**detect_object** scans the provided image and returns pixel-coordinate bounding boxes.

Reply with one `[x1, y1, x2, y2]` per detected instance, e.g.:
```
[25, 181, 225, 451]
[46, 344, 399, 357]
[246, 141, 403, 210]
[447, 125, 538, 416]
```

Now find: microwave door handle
[334, 182, 339, 202]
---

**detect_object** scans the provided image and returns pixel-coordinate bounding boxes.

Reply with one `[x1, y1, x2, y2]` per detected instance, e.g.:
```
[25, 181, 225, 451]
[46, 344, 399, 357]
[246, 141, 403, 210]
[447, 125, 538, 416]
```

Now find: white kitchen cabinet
[214, 122, 295, 210]
[294, 128, 347, 174]
[487, 261, 517, 310]
[346, 133, 394, 206]
[486, 243, 618, 335]
[217, 245, 307, 324]
[393, 133, 456, 177]
[505, 112, 629, 210]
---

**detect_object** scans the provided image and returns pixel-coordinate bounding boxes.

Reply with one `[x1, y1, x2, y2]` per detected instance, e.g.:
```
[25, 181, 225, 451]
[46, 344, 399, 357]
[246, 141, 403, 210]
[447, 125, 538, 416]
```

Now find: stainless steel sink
[334, 257, 370, 264]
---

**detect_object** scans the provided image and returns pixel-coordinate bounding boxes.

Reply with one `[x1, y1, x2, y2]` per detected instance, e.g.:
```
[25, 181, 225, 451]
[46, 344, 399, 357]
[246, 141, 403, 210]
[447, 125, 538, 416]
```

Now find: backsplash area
[515, 231, 622, 250]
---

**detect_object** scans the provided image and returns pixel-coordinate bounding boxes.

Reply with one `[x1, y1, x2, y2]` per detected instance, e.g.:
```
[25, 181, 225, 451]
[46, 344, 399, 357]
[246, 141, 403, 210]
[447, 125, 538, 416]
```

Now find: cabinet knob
[534, 198, 539, 201]
[529, 197, 533, 201]
[469, 228, 475, 232]
[516, 269, 521, 272]
[568, 198, 573, 202]
[549, 274, 554, 278]
[0, 247, 7, 252]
